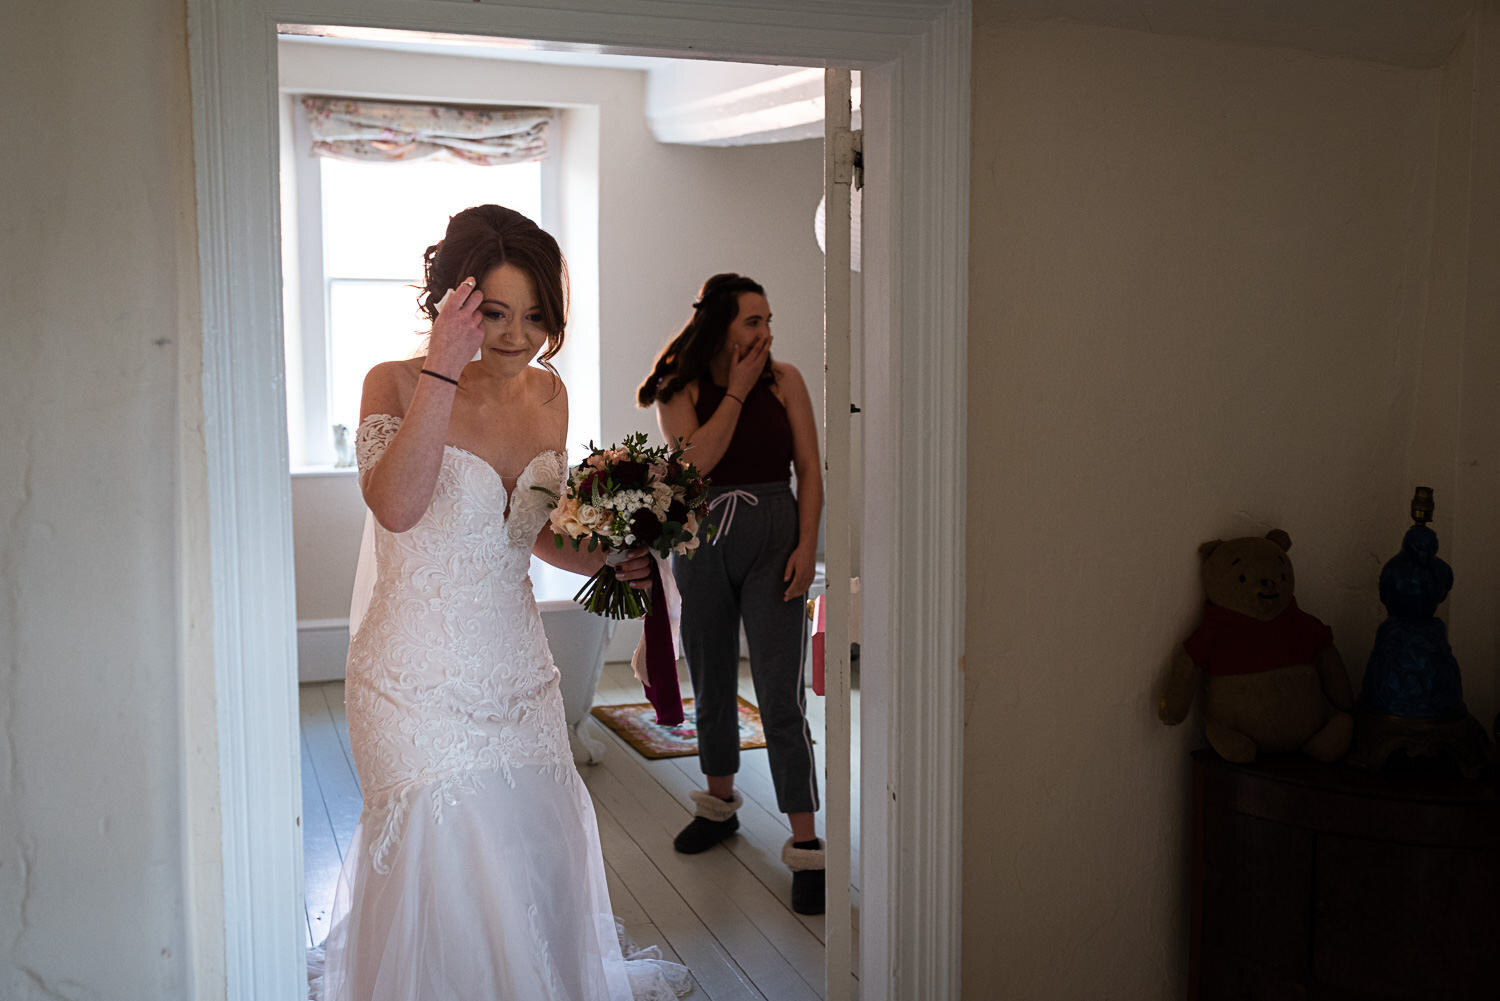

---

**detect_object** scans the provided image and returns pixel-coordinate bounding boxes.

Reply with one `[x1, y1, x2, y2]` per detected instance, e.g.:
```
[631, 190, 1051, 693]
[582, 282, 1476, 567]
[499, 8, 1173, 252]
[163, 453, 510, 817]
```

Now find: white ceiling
[277, 24, 802, 73]
[278, 26, 835, 146]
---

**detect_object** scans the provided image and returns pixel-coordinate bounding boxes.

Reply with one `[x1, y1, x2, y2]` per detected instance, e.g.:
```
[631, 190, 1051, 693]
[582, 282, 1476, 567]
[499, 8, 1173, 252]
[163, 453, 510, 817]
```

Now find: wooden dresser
[1190, 748, 1500, 1000]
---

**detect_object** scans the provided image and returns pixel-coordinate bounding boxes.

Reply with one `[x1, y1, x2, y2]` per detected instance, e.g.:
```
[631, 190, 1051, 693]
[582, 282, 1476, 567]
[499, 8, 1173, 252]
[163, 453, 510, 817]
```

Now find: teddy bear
[1158, 529, 1354, 763]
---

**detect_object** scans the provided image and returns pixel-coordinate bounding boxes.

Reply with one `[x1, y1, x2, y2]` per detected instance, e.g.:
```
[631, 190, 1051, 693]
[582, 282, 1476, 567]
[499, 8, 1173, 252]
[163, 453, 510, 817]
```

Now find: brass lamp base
[1347, 711, 1493, 779]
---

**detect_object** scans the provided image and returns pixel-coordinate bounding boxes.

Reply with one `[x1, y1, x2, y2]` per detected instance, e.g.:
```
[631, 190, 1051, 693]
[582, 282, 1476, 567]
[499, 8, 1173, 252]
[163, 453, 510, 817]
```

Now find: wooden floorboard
[605, 859, 650, 927]
[596, 658, 861, 899]
[317, 683, 360, 794]
[623, 920, 685, 967]
[587, 724, 825, 1001]
[593, 722, 829, 974]
[587, 764, 816, 1001]
[618, 724, 826, 943]
[590, 792, 757, 1001]
[300, 726, 342, 947]
[299, 686, 362, 859]
[300, 664, 841, 997]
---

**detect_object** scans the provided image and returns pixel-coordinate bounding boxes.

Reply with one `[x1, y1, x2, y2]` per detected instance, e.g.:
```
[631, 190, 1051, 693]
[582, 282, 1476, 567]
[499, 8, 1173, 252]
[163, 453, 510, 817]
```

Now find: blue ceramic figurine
[1351, 487, 1491, 776]
[1358, 488, 1464, 720]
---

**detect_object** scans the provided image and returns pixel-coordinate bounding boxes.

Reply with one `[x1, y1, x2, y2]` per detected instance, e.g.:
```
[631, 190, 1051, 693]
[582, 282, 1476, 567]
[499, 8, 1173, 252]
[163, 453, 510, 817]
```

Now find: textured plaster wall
[0, 0, 206, 996]
[963, 14, 1461, 999]
[1434, 6, 1500, 731]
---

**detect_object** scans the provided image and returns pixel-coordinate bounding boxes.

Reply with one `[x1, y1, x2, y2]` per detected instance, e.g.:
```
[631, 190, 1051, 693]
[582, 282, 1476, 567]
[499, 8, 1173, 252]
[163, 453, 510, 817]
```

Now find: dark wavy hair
[419, 204, 569, 370]
[637, 273, 772, 406]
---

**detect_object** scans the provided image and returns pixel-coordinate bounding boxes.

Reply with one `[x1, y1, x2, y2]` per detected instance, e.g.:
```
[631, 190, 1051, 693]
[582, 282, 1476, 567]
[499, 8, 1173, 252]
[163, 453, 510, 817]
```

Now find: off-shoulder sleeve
[536, 449, 568, 496]
[356, 413, 402, 485]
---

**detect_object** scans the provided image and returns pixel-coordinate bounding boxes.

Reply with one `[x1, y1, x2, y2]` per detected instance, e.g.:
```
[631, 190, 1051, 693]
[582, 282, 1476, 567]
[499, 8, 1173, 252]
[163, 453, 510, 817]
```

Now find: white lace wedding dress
[310, 414, 692, 1001]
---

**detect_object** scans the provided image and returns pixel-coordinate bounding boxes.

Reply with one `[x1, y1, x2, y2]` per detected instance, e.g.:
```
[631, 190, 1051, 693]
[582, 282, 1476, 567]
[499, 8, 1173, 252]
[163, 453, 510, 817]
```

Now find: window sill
[290, 465, 358, 478]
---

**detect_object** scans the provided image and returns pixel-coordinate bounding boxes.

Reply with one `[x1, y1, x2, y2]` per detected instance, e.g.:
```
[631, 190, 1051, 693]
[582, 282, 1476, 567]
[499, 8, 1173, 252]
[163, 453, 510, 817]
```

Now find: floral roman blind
[301, 96, 552, 166]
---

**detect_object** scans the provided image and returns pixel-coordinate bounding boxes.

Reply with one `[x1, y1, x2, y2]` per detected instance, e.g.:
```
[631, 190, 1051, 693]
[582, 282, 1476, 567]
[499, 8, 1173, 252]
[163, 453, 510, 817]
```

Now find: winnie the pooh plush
[1159, 529, 1354, 763]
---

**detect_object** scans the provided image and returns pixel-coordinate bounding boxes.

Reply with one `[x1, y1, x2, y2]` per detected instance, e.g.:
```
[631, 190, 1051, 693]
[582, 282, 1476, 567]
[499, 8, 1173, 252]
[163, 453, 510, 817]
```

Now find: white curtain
[302, 96, 552, 166]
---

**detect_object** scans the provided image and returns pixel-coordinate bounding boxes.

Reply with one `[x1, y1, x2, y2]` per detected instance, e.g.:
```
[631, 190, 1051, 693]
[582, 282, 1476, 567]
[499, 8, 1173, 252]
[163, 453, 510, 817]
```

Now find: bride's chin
[482, 350, 534, 372]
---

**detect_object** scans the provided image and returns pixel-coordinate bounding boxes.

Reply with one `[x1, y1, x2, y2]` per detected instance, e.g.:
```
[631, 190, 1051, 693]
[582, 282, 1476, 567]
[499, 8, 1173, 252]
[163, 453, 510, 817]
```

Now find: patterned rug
[590, 696, 766, 760]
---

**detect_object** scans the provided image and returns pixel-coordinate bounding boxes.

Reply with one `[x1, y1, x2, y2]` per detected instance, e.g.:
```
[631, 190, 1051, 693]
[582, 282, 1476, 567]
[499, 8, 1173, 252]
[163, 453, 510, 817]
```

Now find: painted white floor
[299, 659, 859, 1000]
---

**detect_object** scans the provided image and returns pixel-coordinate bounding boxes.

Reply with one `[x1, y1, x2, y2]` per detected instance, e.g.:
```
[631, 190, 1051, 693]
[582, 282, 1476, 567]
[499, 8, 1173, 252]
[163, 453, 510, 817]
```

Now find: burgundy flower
[629, 509, 663, 546]
[613, 460, 648, 489]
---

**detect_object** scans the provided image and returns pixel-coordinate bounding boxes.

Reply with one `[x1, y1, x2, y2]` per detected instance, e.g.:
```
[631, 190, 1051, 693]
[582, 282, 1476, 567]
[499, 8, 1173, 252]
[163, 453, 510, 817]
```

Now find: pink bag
[810, 593, 827, 696]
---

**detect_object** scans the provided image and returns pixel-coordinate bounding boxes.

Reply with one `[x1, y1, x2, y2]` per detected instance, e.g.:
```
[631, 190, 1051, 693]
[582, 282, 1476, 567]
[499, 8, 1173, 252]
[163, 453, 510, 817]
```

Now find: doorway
[186, 2, 968, 999]
[282, 31, 850, 996]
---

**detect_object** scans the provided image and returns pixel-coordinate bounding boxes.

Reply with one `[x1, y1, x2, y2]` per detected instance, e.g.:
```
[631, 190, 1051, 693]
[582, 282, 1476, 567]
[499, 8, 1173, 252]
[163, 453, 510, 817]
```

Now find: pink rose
[552, 497, 586, 537]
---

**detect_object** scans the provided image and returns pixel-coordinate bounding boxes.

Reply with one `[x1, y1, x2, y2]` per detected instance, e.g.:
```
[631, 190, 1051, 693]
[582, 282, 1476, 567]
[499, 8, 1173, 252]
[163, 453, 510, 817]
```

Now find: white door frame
[186, 2, 969, 999]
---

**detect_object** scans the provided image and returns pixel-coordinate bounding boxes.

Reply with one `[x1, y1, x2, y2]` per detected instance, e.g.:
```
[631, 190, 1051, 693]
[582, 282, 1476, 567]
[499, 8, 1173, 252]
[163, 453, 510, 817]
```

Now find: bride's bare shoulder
[361, 359, 421, 419]
[529, 365, 568, 407]
[524, 367, 568, 450]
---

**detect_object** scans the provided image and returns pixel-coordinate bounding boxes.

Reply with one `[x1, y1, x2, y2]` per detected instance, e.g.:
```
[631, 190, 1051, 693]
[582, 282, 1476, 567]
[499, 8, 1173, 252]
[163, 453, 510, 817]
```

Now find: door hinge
[833, 128, 864, 189]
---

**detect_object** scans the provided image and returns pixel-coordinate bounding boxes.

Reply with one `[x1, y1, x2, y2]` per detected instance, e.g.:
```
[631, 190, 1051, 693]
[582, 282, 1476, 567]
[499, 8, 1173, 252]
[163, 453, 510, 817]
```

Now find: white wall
[645, 61, 829, 145]
[292, 473, 366, 621]
[280, 42, 829, 664]
[963, 11, 1500, 999]
[0, 0, 211, 996]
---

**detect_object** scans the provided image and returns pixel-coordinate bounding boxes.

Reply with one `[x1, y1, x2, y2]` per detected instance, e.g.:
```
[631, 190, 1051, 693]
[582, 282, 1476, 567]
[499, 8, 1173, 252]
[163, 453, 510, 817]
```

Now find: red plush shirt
[1182, 599, 1333, 676]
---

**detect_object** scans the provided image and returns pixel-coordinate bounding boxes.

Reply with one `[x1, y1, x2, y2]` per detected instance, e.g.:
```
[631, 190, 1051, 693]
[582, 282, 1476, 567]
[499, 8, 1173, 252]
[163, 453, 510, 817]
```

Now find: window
[281, 99, 551, 468]
[320, 157, 543, 441]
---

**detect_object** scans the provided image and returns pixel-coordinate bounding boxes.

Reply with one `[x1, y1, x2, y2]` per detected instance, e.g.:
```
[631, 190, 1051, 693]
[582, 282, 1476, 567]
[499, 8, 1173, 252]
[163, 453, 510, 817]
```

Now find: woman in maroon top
[637, 273, 826, 915]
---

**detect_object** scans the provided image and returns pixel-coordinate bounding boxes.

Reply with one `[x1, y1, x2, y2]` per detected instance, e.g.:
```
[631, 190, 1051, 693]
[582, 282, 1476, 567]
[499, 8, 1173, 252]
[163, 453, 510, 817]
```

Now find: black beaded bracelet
[420, 368, 460, 387]
[724, 391, 745, 405]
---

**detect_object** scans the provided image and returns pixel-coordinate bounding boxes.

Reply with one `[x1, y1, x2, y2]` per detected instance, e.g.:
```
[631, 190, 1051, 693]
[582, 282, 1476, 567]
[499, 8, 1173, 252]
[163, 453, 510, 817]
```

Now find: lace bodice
[347, 413, 573, 872]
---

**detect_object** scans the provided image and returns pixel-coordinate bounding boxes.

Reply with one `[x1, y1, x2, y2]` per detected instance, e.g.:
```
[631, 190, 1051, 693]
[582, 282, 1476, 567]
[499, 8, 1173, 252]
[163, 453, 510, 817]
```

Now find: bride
[313, 204, 692, 1000]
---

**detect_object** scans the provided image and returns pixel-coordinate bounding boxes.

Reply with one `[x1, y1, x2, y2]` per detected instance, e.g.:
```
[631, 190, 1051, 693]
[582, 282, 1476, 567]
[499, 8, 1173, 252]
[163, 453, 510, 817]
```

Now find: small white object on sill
[332, 423, 355, 468]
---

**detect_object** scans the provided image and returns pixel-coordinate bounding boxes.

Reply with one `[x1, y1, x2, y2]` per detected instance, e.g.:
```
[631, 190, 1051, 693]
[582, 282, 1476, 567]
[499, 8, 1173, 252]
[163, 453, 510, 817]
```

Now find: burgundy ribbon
[640, 558, 684, 726]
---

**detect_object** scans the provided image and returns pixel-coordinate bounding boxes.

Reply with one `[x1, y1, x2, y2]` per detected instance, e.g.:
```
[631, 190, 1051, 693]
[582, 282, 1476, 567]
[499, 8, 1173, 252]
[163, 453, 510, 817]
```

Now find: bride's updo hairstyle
[420, 204, 569, 369]
[637, 272, 771, 406]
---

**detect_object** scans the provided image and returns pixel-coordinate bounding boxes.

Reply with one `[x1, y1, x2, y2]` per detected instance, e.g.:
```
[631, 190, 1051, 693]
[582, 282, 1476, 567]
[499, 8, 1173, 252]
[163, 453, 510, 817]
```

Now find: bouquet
[535, 432, 713, 619]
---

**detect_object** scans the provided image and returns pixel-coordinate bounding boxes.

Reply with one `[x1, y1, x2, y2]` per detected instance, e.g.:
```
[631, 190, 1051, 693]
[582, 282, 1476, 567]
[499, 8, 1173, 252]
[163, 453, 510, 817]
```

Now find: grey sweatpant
[672, 481, 819, 815]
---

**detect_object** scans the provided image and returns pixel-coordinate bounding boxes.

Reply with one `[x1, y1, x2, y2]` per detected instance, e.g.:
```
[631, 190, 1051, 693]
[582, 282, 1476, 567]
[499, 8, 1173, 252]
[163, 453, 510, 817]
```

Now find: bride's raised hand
[426, 276, 484, 379]
[727, 329, 772, 401]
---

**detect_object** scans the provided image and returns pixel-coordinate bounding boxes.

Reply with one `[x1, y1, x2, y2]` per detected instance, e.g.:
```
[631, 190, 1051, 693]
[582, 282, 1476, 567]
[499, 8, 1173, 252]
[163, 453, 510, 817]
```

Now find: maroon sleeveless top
[694, 378, 794, 485]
